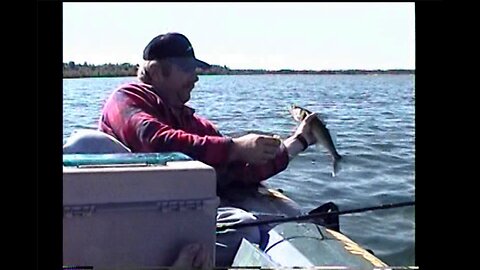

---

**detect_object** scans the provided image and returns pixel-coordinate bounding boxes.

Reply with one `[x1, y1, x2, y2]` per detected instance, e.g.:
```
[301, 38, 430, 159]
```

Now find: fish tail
[332, 156, 343, 177]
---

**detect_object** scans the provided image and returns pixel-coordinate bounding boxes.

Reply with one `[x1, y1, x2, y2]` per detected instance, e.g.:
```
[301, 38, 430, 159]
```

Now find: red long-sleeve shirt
[98, 82, 289, 185]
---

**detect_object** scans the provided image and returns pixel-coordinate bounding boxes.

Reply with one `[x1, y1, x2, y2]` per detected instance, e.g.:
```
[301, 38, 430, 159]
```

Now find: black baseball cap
[143, 32, 211, 69]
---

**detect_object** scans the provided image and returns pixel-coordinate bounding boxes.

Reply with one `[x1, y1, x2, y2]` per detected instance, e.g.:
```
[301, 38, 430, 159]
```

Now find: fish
[288, 104, 342, 177]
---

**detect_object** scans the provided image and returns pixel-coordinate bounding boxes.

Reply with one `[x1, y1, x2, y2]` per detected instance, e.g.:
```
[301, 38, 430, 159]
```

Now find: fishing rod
[216, 201, 415, 231]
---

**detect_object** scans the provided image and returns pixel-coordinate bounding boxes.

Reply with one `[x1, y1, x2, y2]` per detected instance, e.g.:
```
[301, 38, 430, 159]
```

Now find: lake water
[63, 74, 415, 266]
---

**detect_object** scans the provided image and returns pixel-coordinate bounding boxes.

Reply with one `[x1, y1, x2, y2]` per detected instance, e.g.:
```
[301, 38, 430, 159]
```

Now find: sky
[63, 2, 415, 70]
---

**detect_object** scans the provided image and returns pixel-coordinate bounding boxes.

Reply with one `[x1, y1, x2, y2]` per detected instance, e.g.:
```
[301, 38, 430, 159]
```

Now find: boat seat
[63, 129, 131, 154]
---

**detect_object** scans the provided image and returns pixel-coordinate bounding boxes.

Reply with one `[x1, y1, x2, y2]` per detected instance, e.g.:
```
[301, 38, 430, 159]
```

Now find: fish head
[289, 104, 312, 122]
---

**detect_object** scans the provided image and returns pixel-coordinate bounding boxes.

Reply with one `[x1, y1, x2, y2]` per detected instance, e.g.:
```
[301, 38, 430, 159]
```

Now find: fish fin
[330, 129, 337, 146]
[314, 142, 324, 152]
[316, 113, 327, 123]
[332, 157, 343, 177]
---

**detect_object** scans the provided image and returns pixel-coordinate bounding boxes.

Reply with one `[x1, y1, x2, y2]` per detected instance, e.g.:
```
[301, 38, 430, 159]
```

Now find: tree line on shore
[63, 61, 414, 78]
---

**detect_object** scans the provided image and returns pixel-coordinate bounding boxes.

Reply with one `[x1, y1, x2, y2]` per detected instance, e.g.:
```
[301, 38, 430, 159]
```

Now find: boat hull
[219, 184, 388, 268]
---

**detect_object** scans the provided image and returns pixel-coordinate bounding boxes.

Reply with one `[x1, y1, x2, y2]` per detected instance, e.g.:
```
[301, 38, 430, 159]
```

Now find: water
[63, 74, 415, 266]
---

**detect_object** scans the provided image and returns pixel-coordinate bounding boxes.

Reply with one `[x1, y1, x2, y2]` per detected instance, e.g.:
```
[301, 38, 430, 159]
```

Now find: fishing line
[217, 201, 415, 231]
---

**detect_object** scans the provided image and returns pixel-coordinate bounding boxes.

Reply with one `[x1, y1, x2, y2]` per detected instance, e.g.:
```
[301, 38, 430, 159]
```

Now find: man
[97, 32, 318, 267]
[98, 32, 317, 188]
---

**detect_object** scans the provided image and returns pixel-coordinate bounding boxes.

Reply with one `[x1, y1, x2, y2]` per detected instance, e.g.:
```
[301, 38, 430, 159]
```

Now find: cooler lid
[63, 152, 217, 205]
[63, 152, 192, 167]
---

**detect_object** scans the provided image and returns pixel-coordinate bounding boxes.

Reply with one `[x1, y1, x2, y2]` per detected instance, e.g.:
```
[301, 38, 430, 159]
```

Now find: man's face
[163, 58, 199, 105]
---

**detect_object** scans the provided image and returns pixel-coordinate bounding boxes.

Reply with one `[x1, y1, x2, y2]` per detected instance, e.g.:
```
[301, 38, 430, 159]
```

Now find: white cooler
[63, 153, 219, 268]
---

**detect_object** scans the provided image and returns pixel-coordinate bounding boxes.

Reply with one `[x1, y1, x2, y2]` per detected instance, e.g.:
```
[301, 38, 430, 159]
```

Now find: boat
[219, 183, 388, 268]
[63, 150, 389, 269]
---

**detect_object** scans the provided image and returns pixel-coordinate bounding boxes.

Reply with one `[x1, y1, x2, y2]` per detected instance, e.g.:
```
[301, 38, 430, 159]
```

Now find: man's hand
[230, 134, 282, 164]
[293, 112, 319, 145]
[282, 112, 320, 160]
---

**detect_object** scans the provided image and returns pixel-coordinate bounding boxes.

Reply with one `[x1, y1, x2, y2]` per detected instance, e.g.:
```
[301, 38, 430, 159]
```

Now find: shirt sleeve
[133, 112, 233, 166]
[99, 87, 233, 167]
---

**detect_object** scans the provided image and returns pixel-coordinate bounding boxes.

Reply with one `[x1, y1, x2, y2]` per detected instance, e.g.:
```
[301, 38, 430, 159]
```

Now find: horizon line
[63, 62, 415, 72]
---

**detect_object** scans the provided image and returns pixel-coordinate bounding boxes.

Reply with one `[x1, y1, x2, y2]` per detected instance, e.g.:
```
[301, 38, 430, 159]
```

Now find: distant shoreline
[63, 62, 414, 78]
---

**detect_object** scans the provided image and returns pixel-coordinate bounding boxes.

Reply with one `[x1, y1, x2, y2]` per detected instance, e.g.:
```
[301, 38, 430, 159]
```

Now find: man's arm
[120, 111, 234, 167]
